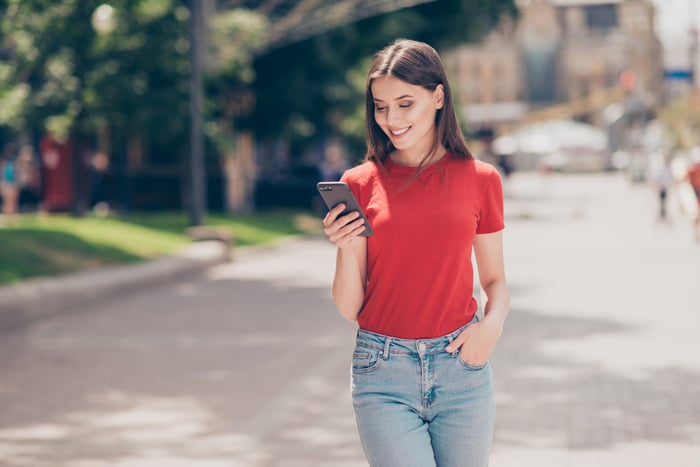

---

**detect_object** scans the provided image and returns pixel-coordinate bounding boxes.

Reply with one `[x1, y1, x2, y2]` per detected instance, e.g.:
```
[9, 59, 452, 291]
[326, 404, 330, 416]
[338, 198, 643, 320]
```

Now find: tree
[204, 7, 268, 213]
[0, 0, 193, 213]
[251, 0, 518, 163]
[0, 0, 517, 214]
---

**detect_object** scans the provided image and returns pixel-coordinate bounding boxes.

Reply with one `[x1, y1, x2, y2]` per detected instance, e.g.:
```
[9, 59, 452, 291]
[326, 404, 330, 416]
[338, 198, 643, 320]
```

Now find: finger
[325, 209, 358, 230]
[330, 203, 347, 218]
[338, 210, 360, 224]
[323, 204, 343, 226]
[445, 336, 465, 353]
[456, 343, 486, 363]
[344, 219, 366, 236]
[335, 224, 368, 248]
[324, 211, 360, 236]
[322, 204, 346, 227]
[328, 217, 364, 242]
[445, 327, 475, 352]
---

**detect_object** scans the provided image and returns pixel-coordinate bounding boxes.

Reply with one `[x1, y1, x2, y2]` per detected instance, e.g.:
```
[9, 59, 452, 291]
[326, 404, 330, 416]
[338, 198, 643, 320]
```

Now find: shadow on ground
[491, 305, 700, 451]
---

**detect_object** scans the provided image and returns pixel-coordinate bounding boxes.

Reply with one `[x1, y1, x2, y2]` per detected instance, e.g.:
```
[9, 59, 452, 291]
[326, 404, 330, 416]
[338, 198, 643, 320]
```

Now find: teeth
[391, 127, 410, 136]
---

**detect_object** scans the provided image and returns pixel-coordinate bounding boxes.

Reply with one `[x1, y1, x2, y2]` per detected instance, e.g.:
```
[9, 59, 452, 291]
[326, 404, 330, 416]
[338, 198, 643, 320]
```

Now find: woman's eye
[375, 106, 387, 112]
[399, 102, 413, 108]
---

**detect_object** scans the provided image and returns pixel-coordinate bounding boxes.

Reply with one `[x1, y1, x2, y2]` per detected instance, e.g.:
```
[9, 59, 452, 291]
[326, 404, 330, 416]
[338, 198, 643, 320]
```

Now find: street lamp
[64, 3, 117, 217]
[91, 4, 116, 34]
[87, 4, 119, 217]
[691, 26, 698, 90]
[189, 0, 206, 226]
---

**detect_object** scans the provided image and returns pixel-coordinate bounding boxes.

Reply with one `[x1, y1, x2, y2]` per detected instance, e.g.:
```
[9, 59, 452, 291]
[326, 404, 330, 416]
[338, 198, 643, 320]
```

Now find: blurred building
[446, 0, 663, 130]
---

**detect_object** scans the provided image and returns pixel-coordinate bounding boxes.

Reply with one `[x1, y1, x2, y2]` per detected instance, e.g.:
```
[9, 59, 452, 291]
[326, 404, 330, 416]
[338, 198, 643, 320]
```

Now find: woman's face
[371, 75, 443, 161]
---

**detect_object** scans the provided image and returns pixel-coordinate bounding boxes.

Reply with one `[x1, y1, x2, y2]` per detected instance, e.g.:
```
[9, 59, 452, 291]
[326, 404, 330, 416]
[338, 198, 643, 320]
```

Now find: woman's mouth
[390, 126, 411, 137]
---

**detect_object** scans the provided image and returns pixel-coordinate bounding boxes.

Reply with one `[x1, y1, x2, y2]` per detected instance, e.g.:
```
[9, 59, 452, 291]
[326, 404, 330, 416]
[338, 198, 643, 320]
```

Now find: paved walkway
[491, 172, 700, 466]
[0, 172, 698, 466]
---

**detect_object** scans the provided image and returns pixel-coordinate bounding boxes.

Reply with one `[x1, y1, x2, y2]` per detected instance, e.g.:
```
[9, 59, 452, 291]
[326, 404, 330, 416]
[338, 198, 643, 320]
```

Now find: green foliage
[204, 8, 268, 157]
[0, 210, 318, 284]
[252, 0, 518, 156]
[0, 0, 517, 176]
[0, 0, 192, 157]
[208, 8, 268, 81]
[124, 210, 318, 246]
[0, 229, 141, 283]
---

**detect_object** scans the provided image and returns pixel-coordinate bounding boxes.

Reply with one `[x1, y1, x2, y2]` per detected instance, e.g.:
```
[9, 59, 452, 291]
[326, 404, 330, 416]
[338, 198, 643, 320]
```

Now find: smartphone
[316, 181, 373, 236]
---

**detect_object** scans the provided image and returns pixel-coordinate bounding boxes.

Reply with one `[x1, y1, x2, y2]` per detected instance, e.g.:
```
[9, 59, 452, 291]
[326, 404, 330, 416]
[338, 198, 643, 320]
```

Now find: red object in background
[39, 134, 74, 212]
[619, 70, 636, 91]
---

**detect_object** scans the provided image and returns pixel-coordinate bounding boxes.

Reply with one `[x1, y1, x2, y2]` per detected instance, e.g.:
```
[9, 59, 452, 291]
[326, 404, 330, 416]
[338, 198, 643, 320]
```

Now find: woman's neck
[390, 145, 446, 167]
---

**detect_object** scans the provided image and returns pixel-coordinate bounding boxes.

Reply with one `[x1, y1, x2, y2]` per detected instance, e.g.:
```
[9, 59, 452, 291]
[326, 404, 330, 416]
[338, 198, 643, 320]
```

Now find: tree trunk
[225, 131, 256, 214]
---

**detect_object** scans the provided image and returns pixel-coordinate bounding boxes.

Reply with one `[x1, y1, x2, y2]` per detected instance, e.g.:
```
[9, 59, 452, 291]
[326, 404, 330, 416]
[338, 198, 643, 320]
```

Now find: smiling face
[370, 75, 444, 166]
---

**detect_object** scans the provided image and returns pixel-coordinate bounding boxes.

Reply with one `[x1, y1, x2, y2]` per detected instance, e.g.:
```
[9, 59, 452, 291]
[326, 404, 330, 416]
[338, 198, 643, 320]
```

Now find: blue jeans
[351, 317, 495, 467]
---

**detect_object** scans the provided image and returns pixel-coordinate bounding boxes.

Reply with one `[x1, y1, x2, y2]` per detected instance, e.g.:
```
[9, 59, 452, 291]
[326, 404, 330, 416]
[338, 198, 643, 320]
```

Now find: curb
[0, 240, 231, 330]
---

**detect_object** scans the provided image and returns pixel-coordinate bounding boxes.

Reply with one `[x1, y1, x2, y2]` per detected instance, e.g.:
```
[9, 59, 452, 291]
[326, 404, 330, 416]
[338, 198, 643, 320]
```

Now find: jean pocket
[456, 354, 488, 371]
[352, 347, 383, 374]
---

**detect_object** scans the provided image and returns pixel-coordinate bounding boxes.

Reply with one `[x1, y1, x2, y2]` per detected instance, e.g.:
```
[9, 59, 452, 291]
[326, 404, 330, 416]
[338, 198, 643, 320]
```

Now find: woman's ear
[435, 84, 445, 109]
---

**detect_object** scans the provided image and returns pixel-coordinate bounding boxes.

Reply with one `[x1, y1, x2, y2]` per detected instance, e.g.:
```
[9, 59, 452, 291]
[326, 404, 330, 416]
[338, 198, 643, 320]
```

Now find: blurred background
[1, 1, 700, 466]
[0, 0, 697, 221]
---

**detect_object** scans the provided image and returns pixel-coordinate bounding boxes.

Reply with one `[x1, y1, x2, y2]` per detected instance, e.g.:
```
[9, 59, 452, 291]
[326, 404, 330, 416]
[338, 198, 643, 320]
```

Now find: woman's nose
[385, 108, 400, 126]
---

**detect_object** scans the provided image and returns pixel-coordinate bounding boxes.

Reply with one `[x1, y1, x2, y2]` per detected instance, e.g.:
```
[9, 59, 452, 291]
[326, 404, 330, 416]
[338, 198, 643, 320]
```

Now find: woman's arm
[473, 230, 510, 334]
[445, 230, 509, 364]
[323, 204, 368, 322]
[332, 238, 367, 322]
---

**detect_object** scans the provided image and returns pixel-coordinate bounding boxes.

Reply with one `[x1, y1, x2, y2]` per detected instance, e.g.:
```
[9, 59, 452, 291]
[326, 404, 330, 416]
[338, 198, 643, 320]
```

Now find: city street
[1, 171, 699, 466]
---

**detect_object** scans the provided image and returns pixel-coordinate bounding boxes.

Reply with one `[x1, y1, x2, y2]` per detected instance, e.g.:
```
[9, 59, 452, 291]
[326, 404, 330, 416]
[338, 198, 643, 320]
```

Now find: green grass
[0, 210, 322, 285]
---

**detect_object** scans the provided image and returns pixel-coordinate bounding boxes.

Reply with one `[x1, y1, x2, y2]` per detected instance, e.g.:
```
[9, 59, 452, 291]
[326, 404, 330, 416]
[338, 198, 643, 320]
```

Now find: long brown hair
[364, 39, 472, 166]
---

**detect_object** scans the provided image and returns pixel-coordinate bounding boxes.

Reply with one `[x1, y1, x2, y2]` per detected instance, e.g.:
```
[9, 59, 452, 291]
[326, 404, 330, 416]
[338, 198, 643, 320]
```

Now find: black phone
[316, 181, 373, 236]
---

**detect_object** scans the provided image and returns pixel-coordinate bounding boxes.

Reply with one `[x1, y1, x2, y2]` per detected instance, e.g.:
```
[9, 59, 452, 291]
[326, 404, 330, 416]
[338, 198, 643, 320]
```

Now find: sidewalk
[490, 171, 700, 466]
[0, 172, 698, 466]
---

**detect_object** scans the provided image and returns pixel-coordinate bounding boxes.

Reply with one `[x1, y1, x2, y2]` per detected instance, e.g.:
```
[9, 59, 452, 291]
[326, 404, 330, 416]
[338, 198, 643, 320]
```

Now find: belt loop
[382, 337, 391, 360]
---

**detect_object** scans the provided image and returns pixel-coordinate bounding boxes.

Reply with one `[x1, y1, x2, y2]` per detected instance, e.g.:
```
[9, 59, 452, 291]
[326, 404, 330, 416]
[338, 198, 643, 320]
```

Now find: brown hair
[364, 39, 472, 166]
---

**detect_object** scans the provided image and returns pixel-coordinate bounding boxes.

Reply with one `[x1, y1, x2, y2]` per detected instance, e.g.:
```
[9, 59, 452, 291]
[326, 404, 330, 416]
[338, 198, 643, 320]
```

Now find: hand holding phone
[317, 181, 373, 236]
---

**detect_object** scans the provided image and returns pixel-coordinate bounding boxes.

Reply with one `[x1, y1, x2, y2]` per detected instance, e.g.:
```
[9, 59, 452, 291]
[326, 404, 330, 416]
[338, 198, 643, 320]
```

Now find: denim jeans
[351, 316, 495, 467]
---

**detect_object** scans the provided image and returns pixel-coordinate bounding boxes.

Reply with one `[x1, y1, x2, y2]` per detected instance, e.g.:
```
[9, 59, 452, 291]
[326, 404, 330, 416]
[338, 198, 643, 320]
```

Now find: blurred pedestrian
[1, 143, 19, 217]
[321, 39, 510, 467]
[646, 152, 673, 221]
[320, 143, 348, 181]
[685, 153, 700, 242]
[15, 144, 42, 211]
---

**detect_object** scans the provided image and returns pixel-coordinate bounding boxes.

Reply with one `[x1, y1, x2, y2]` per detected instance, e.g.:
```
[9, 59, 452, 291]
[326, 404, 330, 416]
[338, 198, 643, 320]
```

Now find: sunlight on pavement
[0, 394, 270, 466]
[491, 442, 700, 467]
[205, 238, 336, 289]
[540, 330, 700, 377]
[2, 173, 698, 466]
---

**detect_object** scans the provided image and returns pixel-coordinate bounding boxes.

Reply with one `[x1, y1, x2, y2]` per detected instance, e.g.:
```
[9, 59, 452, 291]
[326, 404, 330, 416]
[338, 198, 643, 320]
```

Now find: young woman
[322, 39, 510, 467]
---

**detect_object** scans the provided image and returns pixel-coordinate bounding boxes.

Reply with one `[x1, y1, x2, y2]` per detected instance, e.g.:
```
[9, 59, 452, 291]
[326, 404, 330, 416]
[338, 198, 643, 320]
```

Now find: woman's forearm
[480, 279, 510, 334]
[332, 242, 367, 322]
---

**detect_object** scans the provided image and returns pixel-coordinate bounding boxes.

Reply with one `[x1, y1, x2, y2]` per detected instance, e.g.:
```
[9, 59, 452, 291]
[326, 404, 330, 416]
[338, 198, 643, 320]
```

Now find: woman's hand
[445, 319, 502, 367]
[323, 204, 367, 249]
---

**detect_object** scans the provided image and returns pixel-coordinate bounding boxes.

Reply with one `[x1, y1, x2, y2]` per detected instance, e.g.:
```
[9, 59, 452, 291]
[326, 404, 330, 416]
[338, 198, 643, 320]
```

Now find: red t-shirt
[341, 153, 504, 339]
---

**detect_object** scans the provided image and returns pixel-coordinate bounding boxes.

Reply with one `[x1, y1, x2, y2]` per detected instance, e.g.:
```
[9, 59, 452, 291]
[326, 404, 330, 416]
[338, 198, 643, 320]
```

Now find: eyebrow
[373, 94, 414, 102]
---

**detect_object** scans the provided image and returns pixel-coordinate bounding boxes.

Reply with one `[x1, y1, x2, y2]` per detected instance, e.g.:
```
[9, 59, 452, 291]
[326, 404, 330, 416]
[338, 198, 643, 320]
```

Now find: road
[0, 171, 699, 466]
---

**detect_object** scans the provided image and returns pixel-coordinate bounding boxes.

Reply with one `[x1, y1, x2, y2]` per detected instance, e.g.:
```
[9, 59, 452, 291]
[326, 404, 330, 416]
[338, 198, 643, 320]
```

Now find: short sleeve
[340, 171, 361, 202]
[340, 162, 376, 207]
[476, 170, 505, 234]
